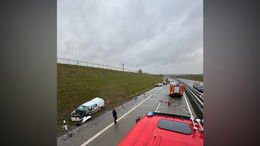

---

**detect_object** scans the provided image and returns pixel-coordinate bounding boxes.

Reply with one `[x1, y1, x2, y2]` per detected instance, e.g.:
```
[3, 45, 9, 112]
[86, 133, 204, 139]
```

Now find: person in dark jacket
[112, 108, 117, 124]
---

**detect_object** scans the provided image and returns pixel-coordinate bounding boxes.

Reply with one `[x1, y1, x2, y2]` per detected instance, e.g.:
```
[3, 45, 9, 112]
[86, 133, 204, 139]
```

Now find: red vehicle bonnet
[118, 113, 204, 146]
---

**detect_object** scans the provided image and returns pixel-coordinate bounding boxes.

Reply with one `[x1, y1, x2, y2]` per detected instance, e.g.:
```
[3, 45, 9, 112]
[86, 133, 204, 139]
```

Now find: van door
[89, 104, 100, 114]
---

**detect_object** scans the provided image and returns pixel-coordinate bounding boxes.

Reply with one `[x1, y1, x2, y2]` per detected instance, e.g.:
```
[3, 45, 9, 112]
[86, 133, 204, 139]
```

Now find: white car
[71, 97, 105, 122]
[155, 83, 163, 87]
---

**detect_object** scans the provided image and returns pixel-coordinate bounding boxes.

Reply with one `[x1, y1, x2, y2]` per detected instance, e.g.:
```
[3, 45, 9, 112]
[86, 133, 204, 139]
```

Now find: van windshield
[77, 105, 89, 112]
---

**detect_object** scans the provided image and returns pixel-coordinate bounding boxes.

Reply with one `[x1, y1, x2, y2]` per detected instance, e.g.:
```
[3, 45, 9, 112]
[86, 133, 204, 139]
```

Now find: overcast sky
[58, 0, 203, 74]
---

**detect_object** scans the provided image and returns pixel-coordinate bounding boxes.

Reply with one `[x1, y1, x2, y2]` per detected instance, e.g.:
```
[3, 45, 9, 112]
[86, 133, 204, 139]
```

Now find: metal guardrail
[176, 79, 204, 119]
[183, 82, 204, 104]
[192, 87, 203, 100]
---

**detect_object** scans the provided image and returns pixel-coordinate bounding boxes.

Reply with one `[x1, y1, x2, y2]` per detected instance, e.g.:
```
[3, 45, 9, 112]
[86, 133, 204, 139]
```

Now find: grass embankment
[57, 64, 162, 134]
[178, 75, 203, 82]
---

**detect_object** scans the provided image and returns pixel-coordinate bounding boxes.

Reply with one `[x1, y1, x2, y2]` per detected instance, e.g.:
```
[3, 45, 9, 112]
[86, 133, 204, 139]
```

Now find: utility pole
[122, 63, 124, 72]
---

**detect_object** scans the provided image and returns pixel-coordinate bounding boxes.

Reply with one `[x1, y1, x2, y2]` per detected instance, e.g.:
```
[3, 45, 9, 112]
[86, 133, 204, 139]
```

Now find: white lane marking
[183, 93, 194, 119]
[155, 103, 161, 112]
[80, 86, 163, 146]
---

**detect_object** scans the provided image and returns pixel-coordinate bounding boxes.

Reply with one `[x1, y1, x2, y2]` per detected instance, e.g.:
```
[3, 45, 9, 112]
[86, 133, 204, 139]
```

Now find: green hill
[177, 75, 203, 82]
[57, 64, 162, 133]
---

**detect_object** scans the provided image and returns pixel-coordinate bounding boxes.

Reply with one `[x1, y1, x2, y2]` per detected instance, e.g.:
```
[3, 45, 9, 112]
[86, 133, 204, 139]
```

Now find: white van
[87, 97, 105, 108]
[71, 97, 105, 122]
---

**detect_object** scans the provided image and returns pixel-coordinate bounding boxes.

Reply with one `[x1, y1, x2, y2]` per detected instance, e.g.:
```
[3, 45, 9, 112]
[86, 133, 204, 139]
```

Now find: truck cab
[118, 112, 204, 146]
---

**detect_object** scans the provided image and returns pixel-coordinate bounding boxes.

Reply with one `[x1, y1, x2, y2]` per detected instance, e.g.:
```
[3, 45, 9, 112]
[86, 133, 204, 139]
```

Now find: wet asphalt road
[57, 82, 196, 146]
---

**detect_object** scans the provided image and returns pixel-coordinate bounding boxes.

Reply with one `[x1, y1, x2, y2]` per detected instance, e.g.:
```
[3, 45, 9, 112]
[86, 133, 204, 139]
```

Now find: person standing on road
[112, 108, 117, 124]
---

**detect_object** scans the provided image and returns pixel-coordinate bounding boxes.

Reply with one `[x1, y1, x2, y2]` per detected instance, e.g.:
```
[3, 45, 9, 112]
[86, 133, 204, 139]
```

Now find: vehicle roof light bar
[147, 112, 154, 117]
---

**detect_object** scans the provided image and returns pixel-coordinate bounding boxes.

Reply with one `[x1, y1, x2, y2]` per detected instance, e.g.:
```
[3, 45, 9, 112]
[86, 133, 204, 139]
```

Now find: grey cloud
[58, 0, 203, 74]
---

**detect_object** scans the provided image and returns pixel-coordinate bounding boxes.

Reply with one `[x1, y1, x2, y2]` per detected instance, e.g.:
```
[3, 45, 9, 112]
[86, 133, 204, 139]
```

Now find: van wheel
[75, 122, 81, 126]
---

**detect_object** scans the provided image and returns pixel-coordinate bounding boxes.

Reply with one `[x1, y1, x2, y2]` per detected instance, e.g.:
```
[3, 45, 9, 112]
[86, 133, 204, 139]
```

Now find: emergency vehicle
[118, 112, 204, 146]
[169, 81, 184, 97]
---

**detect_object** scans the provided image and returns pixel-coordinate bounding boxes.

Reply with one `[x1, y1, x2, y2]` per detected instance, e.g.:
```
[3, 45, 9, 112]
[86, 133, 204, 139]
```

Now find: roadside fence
[57, 57, 137, 73]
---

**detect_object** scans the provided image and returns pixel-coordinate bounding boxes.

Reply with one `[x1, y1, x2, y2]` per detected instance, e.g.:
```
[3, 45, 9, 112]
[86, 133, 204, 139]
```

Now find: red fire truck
[118, 112, 204, 146]
[169, 81, 184, 97]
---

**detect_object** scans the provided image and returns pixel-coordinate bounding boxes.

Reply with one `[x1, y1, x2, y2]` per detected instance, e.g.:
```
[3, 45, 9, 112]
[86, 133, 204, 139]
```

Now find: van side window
[91, 104, 97, 109]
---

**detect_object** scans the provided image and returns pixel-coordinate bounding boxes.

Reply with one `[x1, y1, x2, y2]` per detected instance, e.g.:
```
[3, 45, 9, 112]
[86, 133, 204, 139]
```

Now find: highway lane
[58, 82, 195, 146]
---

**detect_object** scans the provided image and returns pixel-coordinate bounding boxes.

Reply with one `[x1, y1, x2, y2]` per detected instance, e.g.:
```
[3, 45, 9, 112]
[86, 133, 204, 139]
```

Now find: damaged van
[71, 97, 105, 122]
